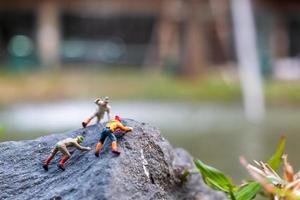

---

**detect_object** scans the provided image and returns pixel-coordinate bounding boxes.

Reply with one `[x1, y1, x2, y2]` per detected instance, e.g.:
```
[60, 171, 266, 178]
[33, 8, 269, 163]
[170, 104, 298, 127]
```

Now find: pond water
[1, 101, 300, 183]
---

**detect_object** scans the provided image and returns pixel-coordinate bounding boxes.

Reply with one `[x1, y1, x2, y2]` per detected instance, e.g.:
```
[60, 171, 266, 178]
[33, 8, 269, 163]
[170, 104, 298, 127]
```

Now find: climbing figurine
[95, 115, 133, 157]
[43, 135, 91, 171]
[82, 96, 111, 128]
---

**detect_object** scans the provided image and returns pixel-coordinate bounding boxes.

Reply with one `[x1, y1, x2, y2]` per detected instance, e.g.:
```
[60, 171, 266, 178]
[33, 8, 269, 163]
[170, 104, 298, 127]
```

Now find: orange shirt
[106, 120, 131, 132]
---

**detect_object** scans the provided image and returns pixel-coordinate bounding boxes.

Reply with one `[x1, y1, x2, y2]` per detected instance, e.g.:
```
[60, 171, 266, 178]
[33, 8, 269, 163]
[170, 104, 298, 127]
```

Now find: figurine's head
[115, 115, 122, 122]
[76, 135, 84, 143]
[103, 96, 109, 104]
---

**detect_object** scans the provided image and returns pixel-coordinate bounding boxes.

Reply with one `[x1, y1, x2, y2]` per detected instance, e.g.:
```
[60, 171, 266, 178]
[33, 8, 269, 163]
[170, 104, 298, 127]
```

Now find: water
[1, 101, 300, 183]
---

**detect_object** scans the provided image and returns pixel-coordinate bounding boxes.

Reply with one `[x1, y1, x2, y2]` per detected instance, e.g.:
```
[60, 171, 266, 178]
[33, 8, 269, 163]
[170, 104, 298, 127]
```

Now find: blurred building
[0, 0, 300, 78]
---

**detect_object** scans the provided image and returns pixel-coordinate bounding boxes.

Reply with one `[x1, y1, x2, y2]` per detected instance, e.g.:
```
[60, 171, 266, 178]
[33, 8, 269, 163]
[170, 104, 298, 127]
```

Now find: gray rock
[0, 119, 226, 200]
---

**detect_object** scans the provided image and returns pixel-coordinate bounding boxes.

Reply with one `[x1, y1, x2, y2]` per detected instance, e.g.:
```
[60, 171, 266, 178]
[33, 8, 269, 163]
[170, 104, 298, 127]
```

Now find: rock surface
[0, 119, 226, 200]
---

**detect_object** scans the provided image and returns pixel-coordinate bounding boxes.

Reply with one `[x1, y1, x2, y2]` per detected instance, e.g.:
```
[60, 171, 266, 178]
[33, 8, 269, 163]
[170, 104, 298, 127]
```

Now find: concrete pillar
[37, 1, 60, 68]
[231, 0, 265, 122]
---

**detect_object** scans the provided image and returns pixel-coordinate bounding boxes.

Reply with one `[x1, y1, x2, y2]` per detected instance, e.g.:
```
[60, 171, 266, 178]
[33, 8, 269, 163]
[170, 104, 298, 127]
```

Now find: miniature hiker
[82, 96, 111, 128]
[43, 136, 91, 171]
[95, 115, 133, 157]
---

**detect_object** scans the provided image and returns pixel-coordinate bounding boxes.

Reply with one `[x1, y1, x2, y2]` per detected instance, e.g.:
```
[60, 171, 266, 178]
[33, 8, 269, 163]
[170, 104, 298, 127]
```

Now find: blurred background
[1, 0, 300, 182]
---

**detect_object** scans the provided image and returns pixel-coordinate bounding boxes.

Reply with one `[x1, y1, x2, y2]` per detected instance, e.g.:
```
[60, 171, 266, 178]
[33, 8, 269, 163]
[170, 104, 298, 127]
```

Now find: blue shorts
[99, 127, 116, 143]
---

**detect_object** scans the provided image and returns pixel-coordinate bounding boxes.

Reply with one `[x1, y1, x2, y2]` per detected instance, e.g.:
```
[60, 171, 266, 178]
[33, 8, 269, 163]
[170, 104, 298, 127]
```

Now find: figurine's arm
[73, 142, 91, 151]
[117, 122, 133, 132]
[94, 98, 101, 105]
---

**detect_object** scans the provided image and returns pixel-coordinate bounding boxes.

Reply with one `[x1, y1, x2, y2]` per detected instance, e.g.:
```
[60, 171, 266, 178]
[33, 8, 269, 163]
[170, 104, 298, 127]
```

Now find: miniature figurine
[82, 96, 111, 128]
[95, 115, 133, 157]
[43, 135, 91, 171]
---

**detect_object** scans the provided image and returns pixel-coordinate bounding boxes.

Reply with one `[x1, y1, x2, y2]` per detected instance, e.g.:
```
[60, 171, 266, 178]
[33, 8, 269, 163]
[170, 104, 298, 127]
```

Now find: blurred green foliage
[0, 69, 242, 105]
[0, 125, 4, 135]
[1, 68, 300, 106]
[0, 131, 50, 142]
[0, 125, 6, 141]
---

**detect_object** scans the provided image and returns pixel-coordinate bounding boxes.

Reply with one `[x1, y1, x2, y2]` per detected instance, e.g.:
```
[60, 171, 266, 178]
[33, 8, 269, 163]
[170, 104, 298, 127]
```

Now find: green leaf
[268, 135, 286, 171]
[204, 177, 232, 192]
[234, 182, 261, 200]
[194, 159, 236, 193]
[228, 185, 237, 200]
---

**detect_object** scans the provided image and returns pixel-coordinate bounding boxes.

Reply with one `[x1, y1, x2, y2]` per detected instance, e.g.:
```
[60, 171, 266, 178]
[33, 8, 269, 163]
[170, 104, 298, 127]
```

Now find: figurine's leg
[97, 113, 105, 124]
[109, 133, 120, 155]
[95, 129, 107, 157]
[96, 116, 100, 124]
[57, 146, 71, 170]
[82, 115, 94, 128]
[57, 156, 69, 171]
[94, 143, 102, 157]
[43, 147, 58, 171]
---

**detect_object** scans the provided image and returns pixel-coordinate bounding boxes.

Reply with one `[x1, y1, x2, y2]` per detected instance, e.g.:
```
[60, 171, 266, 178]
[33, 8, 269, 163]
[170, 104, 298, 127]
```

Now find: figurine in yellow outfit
[95, 116, 133, 156]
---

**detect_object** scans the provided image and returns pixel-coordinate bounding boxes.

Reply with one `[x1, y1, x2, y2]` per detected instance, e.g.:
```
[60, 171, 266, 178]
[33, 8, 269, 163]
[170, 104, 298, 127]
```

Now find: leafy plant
[234, 182, 261, 200]
[268, 135, 286, 171]
[194, 159, 260, 200]
[240, 136, 300, 199]
[193, 136, 287, 200]
[241, 154, 300, 200]
[194, 159, 236, 193]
